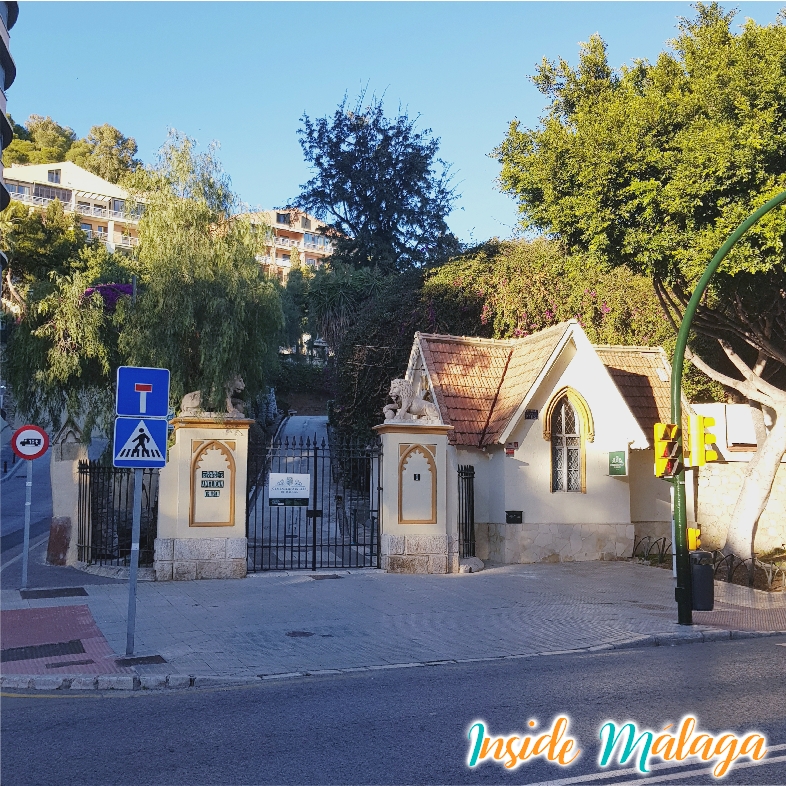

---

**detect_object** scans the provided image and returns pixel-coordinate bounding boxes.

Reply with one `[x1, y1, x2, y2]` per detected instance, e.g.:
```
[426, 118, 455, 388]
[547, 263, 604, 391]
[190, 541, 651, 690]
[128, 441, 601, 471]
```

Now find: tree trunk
[722, 406, 786, 558]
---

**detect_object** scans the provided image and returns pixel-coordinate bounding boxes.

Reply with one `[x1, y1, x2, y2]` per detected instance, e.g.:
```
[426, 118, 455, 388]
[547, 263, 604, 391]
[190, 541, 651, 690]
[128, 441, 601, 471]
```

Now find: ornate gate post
[373, 422, 457, 573]
[155, 416, 253, 581]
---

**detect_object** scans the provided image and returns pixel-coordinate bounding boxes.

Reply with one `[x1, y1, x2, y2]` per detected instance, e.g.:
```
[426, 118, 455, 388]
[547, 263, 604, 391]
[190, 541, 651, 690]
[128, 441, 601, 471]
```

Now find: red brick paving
[0, 605, 132, 675]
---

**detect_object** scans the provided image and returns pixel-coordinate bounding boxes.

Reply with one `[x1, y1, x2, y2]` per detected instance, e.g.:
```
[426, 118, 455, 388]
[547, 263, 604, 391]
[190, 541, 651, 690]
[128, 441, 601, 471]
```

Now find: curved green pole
[671, 189, 786, 625]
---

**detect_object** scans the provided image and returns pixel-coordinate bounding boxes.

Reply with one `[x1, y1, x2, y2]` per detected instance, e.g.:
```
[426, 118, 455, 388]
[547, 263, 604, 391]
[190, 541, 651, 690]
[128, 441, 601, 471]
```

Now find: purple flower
[600, 302, 611, 314]
[82, 283, 133, 312]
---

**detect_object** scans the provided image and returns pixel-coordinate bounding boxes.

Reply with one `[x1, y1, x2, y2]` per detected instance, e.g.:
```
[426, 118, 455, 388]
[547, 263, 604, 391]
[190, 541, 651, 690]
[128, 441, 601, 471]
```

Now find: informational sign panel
[191, 441, 234, 526]
[113, 417, 168, 468]
[608, 450, 628, 476]
[116, 366, 170, 418]
[268, 472, 310, 507]
[11, 425, 49, 460]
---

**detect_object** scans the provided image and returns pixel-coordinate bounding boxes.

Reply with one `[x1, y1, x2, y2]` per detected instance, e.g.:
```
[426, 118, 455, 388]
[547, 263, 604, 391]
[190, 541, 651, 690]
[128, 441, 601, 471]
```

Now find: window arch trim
[542, 387, 595, 443]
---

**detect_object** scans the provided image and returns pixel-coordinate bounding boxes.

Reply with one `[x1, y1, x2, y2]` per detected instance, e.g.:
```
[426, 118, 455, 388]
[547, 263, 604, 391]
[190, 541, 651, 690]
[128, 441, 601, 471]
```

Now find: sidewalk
[1, 557, 784, 690]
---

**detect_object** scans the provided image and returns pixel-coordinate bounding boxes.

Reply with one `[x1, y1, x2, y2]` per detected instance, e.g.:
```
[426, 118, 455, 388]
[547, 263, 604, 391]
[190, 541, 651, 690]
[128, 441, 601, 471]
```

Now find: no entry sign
[11, 425, 49, 460]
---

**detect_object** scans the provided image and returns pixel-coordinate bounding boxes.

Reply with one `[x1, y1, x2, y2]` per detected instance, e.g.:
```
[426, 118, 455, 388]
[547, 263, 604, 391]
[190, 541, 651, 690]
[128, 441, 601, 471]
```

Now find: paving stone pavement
[1, 561, 784, 690]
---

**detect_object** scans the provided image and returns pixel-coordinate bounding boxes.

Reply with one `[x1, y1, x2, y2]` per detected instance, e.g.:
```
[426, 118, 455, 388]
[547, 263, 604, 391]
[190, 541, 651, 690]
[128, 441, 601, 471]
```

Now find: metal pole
[125, 467, 144, 655]
[20, 459, 33, 590]
[312, 438, 318, 571]
[670, 189, 786, 625]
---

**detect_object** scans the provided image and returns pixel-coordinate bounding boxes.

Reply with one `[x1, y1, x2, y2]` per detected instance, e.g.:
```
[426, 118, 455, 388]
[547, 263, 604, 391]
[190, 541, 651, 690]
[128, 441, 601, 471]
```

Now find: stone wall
[154, 537, 247, 581]
[697, 462, 786, 553]
[381, 533, 459, 574]
[475, 523, 634, 564]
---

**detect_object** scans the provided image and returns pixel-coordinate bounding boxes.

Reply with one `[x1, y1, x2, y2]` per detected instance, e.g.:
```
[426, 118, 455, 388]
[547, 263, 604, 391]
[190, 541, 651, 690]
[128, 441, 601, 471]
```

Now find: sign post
[114, 366, 170, 655]
[10, 425, 50, 590]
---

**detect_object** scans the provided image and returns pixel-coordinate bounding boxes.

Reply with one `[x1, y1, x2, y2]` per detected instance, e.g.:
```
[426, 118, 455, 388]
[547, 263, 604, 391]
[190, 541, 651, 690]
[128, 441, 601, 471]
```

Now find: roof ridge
[593, 344, 665, 352]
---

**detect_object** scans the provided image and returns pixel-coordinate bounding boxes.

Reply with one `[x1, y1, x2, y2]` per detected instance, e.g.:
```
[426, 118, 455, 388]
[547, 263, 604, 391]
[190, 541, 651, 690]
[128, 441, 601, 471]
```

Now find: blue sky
[10, 1, 783, 243]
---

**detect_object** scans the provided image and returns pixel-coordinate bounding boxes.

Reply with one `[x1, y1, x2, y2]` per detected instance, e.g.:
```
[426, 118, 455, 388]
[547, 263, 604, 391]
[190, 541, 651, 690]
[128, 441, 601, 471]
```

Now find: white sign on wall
[269, 473, 310, 507]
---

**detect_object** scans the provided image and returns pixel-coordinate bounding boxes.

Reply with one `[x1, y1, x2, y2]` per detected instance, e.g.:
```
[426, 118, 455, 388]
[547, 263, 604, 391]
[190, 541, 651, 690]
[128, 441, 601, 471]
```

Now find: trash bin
[690, 550, 714, 611]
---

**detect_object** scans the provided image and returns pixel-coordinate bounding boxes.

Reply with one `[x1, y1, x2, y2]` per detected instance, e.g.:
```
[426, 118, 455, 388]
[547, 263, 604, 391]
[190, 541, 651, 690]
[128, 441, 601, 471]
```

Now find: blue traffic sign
[113, 417, 168, 468]
[116, 366, 170, 418]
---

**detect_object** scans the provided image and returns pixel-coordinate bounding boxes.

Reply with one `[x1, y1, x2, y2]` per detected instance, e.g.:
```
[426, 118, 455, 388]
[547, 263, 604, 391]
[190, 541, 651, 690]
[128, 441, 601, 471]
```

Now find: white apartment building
[247, 209, 333, 281]
[3, 161, 140, 252]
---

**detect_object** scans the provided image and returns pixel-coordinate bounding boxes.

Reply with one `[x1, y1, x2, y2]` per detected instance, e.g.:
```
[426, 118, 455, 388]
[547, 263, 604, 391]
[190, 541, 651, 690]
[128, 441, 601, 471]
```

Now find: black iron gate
[246, 433, 381, 571]
[77, 461, 159, 566]
[457, 464, 475, 558]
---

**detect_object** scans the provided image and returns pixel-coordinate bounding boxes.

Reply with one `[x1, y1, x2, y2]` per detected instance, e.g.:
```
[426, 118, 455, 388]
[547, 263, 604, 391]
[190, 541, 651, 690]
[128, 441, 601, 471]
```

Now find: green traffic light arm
[669, 189, 786, 626]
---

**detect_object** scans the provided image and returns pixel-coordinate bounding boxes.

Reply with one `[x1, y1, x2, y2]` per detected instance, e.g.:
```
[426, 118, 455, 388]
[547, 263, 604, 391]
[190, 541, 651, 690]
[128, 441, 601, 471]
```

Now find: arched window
[551, 397, 582, 492]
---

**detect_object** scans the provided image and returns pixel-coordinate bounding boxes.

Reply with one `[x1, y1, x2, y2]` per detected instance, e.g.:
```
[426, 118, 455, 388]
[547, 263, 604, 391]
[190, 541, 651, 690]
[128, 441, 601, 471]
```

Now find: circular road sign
[11, 425, 50, 461]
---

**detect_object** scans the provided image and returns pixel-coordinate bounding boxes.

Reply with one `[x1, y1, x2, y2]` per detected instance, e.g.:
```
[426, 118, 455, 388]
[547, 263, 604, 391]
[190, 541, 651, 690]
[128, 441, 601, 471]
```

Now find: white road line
[524, 743, 786, 786]
[612, 754, 786, 784]
[0, 533, 49, 572]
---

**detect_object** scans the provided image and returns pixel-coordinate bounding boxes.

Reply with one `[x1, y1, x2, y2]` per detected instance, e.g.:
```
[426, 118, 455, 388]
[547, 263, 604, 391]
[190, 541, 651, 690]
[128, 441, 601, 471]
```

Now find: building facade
[0, 1, 19, 211]
[376, 321, 700, 573]
[3, 161, 140, 252]
[246, 209, 333, 281]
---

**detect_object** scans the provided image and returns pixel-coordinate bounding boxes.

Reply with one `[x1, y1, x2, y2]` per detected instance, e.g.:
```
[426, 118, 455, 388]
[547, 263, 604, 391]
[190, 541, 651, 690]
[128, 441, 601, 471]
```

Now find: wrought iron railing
[77, 461, 158, 566]
[457, 464, 476, 559]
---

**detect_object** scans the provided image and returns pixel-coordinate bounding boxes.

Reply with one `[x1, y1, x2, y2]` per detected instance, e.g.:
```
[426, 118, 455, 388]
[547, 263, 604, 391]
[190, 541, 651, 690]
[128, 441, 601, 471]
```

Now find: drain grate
[46, 659, 95, 669]
[1, 639, 85, 663]
[19, 587, 88, 600]
[286, 631, 315, 638]
[115, 654, 167, 667]
[309, 574, 342, 581]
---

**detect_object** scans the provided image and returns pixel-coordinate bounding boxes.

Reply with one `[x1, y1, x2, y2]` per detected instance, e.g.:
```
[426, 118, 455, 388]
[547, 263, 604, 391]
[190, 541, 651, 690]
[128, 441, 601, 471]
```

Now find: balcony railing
[83, 229, 139, 248]
[10, 190, 140, 223]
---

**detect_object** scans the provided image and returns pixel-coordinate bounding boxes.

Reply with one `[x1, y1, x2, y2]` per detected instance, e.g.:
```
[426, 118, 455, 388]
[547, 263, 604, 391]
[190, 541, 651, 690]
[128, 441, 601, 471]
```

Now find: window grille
[551, 397, 581, 492]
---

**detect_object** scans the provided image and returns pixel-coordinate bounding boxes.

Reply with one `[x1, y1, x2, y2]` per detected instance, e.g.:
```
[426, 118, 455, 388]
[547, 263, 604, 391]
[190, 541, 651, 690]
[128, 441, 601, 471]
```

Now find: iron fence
[458, 464, 476, 559]
[77, 461, 158, 566]
[246, 434, 381, 571]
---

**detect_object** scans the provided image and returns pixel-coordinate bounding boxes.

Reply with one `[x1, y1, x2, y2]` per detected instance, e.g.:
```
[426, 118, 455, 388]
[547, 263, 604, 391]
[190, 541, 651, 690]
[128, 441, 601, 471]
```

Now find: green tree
[295, 92, 461, 273]
[494, 3, 786, 557]
[1, 201, 131, 432]
[280, 259, 312, 353]
[3, 115, 76, 165]
[119, 132, 283, 411]
[66, 123, 141, 183]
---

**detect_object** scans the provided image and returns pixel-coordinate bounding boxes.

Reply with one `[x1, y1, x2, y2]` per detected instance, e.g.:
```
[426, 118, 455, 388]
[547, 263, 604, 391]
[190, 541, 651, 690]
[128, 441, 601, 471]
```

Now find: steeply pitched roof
[594, 346, 672, 438]
[416, 323, 571, 447]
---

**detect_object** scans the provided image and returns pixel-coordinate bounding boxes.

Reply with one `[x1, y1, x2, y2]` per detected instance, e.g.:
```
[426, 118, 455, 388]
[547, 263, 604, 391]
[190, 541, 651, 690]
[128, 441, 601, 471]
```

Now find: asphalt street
[3, 636, 784, 786]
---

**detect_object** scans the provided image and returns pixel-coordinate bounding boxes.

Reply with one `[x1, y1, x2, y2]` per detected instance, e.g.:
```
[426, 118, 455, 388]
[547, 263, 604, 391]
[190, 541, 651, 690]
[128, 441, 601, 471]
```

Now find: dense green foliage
[296, 93, 460, 273]
[329, 239, 678, 436]
[494, 4, 786, 398]
[2, 202, 129, 432]
[4, 115, 140, 183]
[120, 133, 283, 410]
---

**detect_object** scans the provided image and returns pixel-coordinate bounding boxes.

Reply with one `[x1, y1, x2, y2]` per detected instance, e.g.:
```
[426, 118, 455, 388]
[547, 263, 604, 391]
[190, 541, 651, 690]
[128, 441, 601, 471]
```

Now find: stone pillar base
[381, 533, 459, 574]
[154, 537, 247, 581]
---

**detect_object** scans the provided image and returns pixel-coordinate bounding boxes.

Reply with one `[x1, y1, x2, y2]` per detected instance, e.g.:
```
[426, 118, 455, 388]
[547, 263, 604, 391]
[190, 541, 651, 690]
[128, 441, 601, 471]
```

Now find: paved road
[2, 637, 784, 785]
[0, 450, 52, 537]
[279, 414, 328, 445]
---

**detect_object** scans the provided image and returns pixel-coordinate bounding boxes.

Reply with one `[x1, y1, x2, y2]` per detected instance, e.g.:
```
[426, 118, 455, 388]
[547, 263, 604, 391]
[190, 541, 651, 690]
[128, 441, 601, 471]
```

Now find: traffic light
[654, 423, 682, 477]
[687, 527, 701, 551]
[688, 414, 719, 467]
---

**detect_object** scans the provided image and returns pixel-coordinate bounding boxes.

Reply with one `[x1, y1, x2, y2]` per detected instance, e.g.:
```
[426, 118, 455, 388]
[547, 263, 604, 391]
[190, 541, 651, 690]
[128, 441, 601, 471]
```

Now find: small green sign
[608, 450, 627, 476]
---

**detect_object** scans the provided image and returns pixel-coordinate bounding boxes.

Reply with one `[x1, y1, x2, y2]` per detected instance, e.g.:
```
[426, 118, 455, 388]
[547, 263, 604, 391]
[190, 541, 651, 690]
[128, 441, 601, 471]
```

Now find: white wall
[491, 338, 637, 525]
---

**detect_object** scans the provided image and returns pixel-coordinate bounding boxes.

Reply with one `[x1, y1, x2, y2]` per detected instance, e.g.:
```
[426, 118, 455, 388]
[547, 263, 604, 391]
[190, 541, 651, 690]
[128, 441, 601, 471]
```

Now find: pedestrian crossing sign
[113, 417, 168, 468]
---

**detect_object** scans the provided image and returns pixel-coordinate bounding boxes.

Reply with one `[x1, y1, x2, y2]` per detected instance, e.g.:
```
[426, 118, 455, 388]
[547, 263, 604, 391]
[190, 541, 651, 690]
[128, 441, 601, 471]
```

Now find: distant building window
[80, 223, 92, 233]
[111, 199, 125, 214]
[7, 182, 29, 196]
[276, 212, 290, 225]
[281, 254, 291, 265]
[48, 169, 61, 184]
[300, 216, 311, 229]
[306, 258, 317, 267]
[77, 201, 90, 212]
[33, 184, 72, 203]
